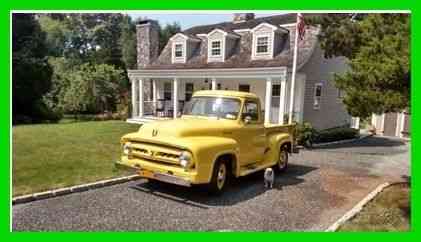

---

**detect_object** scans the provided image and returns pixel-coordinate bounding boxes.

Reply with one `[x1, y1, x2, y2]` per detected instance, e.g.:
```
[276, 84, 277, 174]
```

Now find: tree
[56, 63, 124, 115]
[12, 13, 53, 123]
[312, 14, 410, 118]
[159, 22, 181, 53]
[120, 15, 137, 70]
[38, 15, 71, 57]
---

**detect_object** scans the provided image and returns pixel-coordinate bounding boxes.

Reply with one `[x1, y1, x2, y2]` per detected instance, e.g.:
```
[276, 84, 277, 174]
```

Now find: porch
[127, 67, 305, 124]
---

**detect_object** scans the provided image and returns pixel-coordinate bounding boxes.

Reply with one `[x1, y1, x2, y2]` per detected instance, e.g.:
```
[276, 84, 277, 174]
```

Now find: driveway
[12, 136, 410, 231]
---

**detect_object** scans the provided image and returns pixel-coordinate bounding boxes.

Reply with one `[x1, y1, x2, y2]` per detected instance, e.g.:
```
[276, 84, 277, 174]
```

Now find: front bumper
[115, 157, 197, 186]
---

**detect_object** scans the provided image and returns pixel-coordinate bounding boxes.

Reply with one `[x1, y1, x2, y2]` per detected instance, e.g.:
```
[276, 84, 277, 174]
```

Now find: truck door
[239, 99, 267, 165]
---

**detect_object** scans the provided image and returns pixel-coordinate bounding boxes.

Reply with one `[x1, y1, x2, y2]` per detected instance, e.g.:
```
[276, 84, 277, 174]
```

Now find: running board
[239, 162, 276, 177]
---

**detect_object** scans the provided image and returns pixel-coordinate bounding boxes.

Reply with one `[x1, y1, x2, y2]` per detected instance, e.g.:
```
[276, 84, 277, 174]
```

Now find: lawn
[339, 183, 410, 231]
[12, 120, 140, 196]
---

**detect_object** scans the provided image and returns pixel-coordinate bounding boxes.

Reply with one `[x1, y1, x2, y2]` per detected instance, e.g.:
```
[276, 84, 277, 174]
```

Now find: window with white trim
[314, 83, 323, 110]
[256, 36, 269, 54]
[174, 44, 183, 57]
[337, 88, 345, 99]
[210, 40, 222, 56]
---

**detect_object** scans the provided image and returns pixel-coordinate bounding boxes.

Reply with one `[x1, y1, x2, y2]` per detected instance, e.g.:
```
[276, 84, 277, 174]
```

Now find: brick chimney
[136, 19, 159, 69]
[233, 13, 255, 23]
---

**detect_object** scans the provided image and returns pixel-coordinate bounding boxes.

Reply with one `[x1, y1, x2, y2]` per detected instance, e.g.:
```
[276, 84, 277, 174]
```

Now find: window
[337, 88, 345, 99]
[185, 83, 194, 102]
[211, 41, 221, 56]
[174, 44, 183, 57]
[184, 97, 241, 120]
[314, 83, 323, 110]
[239, 84, 250, 92]
[256, 36, 269, 54]
[272, 84, 280, 97]
[242, 101, 259, 121]
[164, 82, 172, 100]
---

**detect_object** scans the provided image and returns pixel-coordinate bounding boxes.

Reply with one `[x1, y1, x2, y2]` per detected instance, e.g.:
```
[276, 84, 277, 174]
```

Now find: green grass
[338, 183, 410, 231]
[12, 120, 140, 196]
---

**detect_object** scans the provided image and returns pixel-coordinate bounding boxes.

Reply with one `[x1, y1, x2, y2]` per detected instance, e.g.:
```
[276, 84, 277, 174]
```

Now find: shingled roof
[143, 13, 320, 70]
[183, 13, 298, 35]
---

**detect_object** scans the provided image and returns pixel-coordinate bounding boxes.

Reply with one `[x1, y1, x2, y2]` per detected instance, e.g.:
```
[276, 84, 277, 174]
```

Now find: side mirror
[244, 116, 252, 124]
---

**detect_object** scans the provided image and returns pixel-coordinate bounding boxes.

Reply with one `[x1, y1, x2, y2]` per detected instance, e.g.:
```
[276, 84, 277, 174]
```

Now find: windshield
[183, 96, 241, 120]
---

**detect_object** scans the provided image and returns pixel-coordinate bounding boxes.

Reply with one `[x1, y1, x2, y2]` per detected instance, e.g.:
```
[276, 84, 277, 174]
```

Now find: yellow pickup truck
[116, 90, 297, 194]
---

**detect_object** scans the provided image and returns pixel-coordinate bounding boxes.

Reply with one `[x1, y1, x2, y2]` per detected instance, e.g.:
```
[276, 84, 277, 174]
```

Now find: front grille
[128, 141, 182, 166]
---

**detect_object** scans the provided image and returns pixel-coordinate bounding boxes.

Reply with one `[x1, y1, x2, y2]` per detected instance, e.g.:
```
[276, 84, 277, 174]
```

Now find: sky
[128, 13, 286, 30]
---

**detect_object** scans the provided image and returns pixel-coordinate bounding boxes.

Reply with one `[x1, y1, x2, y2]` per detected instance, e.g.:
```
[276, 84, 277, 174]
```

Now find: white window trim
[207, 29, 228, 63]
[172, 40, 186, 63]
[210, 40, 223, 57]
[255, 35, 270, 55]
[313, 82, 323, 110]
[251, 33, 274, 60]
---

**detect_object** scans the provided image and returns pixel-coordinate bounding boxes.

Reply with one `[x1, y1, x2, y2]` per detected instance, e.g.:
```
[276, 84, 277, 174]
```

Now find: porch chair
[155, 99, 165, 117]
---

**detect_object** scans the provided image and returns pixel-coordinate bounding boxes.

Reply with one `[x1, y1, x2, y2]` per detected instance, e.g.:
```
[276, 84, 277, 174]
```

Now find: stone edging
[12, 175, 141, 205]
[312, 134, 373, 148]
[325, 182, 390, 232]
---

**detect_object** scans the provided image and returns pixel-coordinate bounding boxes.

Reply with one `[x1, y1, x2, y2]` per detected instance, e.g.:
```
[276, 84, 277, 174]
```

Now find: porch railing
[142, 100, 187, 118]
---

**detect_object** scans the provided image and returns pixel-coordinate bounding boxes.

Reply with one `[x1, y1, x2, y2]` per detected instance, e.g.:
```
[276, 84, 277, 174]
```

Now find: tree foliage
[45, 61, 124, 115]
[120, 15, 137, 69]
[14, 13, 179, 122]
[159, 22, 181, 53]
[12, 13, 54, 123]
[313, 14, 410, 118]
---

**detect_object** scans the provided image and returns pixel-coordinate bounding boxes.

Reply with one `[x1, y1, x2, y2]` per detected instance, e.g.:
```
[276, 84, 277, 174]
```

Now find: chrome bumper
[115, 161, 191, 187]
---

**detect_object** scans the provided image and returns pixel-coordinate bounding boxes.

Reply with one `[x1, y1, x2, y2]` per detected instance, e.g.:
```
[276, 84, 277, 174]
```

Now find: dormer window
[172, 41, 185, 63]
[211, 41, 222, 56]
[251, 23, 288, 60]
[174, 44, 183, 57]
[170, 33, 201, 64]
[207, 29, 240, 63]
[256, 36, 269, 54]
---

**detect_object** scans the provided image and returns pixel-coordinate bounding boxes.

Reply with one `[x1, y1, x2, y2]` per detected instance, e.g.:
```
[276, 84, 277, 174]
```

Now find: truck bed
[264, 123, 296, 135]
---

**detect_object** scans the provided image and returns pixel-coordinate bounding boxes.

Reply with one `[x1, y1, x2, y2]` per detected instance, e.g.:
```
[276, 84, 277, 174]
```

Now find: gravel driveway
[12, 136, 410, 231]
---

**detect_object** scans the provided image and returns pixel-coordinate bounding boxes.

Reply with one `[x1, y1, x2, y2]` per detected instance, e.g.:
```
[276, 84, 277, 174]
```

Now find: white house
[127, 13, 352, 130]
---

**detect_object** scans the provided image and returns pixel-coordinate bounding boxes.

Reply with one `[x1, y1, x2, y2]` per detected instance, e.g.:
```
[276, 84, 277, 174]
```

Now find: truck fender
[192, 137, 239, 183]
[268, 133, 292, 157]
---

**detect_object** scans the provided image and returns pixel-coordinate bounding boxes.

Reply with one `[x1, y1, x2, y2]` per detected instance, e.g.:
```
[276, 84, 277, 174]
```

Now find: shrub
[295, 122, 318, 147]
[314, 126, 359, 143]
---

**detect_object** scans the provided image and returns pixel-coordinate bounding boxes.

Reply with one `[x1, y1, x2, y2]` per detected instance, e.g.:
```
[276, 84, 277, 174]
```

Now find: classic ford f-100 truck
[116, 90, 297, 194]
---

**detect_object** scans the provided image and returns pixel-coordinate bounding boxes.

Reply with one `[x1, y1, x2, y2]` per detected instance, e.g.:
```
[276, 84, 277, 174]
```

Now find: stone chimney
[233, 13, 255, 23]
[136, 19, 159, 69]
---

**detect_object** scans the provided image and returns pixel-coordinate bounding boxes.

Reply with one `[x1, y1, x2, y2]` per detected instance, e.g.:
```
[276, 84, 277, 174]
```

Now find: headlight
[123, 142, 131, 155]
[179, 151, 192, 169]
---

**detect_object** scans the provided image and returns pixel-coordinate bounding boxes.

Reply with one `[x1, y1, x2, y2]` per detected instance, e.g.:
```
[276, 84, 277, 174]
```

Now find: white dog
[264, 168, 275, 189]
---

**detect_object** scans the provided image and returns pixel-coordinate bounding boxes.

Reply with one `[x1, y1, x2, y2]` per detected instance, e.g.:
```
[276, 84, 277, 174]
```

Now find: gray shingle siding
[300, 44, 351, 130]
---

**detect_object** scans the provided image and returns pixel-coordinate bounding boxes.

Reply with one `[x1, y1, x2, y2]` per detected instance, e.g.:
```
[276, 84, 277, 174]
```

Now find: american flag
[297, 13, 306, 40]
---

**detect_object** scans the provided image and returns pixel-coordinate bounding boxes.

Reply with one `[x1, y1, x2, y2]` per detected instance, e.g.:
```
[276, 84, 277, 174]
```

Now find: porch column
[173, 78, 178, 118]
[264, 77, 272, 124]
[138, 78, 144, 117]
[211, 77, 217, 90]
[131, 78, 138, 117]
[152, 79, 157, 108]
[278, 77, 287, 124]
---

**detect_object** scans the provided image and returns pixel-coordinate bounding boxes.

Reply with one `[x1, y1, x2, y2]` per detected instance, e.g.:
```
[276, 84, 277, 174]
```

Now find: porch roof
[128, 66, 287, 79]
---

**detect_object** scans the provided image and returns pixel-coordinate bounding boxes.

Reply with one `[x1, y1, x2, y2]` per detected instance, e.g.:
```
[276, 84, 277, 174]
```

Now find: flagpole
[288, 13, 300, 124]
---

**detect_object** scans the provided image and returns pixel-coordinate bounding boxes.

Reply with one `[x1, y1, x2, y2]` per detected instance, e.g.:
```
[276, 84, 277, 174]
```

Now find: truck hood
[137, 117, 238, 139]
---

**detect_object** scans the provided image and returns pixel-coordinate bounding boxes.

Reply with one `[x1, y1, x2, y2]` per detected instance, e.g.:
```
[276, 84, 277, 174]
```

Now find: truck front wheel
[207, 160, 228, 195]
[276, 145, 289, 172]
